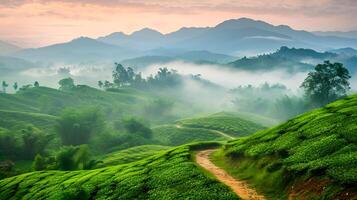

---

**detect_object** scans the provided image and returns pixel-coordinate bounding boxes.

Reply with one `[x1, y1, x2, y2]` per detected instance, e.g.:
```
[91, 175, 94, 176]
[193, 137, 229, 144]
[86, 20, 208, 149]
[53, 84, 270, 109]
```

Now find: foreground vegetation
[212, 94, 357, 199]
[0, 142, 239, 200]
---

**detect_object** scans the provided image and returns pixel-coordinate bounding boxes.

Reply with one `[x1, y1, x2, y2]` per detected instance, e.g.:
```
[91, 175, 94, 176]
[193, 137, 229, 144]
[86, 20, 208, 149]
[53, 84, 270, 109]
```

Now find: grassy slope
[97, 145, 171, 167]
[177, 112, 268, 137]
[0, 110, 57, 132]
[213, 94, 357, 200]
[152, 125, 227, 146]
[0, 142, 239, 200]
[0, 86, 153, 116]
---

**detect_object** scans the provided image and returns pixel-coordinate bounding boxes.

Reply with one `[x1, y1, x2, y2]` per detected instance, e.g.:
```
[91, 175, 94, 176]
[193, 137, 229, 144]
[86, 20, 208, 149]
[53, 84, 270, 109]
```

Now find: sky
[0, 0, 357, 48]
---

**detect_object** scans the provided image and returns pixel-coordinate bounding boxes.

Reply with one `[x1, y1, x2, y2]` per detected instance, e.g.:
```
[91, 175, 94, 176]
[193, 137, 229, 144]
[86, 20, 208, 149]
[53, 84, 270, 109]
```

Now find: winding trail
[196, 149, 265, 200]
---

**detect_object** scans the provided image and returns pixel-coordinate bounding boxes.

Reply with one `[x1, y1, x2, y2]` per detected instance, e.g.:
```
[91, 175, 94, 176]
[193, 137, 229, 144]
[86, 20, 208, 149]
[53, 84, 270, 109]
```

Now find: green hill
[212, 94, 357, 199]
[97, 145, 171, 167]
[0, 110, 57, 132]
[0, 86, 153, 116]
[152, 125, 227, 146]
[177, 112, 268, 137]
[0, 142, 239, 200]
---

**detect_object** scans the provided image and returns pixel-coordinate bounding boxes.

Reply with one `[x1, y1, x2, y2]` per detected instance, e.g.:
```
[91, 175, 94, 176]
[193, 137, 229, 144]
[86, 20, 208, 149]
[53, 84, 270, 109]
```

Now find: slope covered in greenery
[0, 86, 153, 116]
[0, 143, 239, 200]
[97, 145, 171, 167]
[152, 125, 227, 146]
[177, 112, 267, 137]
[214, 94, 357, 199]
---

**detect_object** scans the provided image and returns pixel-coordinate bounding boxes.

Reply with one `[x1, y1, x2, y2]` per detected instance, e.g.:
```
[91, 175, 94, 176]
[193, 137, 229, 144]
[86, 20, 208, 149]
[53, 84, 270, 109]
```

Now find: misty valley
[0, 17, 356, 200]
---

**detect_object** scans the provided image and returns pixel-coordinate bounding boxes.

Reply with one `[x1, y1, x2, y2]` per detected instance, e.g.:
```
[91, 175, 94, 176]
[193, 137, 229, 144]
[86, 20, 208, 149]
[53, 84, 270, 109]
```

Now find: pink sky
[0, 0, 356, 48]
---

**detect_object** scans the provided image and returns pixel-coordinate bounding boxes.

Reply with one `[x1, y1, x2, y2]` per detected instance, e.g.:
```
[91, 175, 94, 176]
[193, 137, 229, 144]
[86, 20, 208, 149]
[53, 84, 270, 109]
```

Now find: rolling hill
[177, 112, 269, 137]
[212, 94, 357, 199]
[0, 142, 239, 200]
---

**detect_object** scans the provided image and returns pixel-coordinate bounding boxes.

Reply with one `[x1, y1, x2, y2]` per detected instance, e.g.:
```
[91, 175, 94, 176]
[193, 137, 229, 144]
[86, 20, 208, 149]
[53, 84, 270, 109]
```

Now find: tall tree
[2, 81, 8, 93]
[34, 81, 40, 87]
[112, 63, 129, 87]
[58, 78, 75, 90]
[13, 82, 18, 91]
[301, 61, 351, 106]
[98, 81, 103, 88]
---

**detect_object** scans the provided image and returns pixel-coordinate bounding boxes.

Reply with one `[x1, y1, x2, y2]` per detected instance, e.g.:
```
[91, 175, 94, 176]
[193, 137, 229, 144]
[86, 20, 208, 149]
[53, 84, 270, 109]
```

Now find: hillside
[228, 46, 357, 73]
[0, 86, 153, 117]
[212, 94, 357, 199]
[152, 125, 227, 146]
[177, 112, 268, 137]
[0, 142, 239, 200]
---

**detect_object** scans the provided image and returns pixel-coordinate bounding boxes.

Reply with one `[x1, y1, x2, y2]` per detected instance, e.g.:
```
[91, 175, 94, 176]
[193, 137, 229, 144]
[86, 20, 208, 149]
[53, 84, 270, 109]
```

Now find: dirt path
[196, 149, 265, 200]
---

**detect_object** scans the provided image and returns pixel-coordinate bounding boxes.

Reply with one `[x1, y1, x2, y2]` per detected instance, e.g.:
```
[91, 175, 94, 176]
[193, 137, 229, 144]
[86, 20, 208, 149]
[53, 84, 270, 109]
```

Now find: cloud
[1, 0, 357, 17]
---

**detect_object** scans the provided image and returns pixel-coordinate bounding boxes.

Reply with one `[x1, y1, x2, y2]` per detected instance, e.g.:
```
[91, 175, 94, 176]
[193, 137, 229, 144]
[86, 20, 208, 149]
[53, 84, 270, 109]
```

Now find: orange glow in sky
[0, 0, 356, 47]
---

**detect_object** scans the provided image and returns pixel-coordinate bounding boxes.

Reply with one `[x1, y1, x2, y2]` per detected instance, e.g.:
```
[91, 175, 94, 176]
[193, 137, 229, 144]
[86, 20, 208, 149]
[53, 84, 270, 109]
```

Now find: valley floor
[195, 149, 265, 200]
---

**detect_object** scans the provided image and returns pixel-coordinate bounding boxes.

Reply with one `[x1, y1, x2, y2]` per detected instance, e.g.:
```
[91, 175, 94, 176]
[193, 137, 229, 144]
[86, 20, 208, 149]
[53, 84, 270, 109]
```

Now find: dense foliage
[301, 61, 351, 107]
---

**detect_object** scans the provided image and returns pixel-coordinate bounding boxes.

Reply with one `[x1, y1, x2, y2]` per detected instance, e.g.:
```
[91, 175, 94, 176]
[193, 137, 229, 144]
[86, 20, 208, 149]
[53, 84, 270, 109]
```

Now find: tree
[2, 81, 8, 93]
[13, 82, 18, 91]
[56, 108, 104, 145]
[98, 81, 103, 88]
[59, 78, 75, 90]
[122, 118, 152, 139]
[103, 80, 113, 89]
[112, 63, 129, 87]
[301, 61, 351, 106]
[34, 81, 39, 87]
[56, 145, 94, 170]
[33, 154, 46, 171]
[21, 126, 50, 159]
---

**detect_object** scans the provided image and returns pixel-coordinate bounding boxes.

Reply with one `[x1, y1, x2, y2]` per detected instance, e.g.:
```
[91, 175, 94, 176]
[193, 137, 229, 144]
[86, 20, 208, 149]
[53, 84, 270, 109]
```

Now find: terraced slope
[97, 145, 171, 167]
[177, 112, 267, 137]
[0, 110, 57, 132]
[0, 143, 239, 200]
[0, 86, 153, 116]
[214, 94, 357, 199]
[152, 125, 227, 146]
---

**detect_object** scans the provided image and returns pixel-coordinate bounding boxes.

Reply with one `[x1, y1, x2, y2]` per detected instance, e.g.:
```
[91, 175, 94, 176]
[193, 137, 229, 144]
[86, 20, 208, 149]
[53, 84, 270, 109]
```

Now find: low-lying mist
[1, 60, 355, 121]
[141, 61, 309, 91]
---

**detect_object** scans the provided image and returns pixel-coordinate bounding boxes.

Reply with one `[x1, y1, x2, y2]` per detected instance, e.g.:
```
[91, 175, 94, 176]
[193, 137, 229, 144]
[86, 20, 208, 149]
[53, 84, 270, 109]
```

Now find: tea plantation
[177, 112, 267, 137]
[97, 145, 171, 167]
[214, 94, 357, 199]
[0, 142, 239, 200]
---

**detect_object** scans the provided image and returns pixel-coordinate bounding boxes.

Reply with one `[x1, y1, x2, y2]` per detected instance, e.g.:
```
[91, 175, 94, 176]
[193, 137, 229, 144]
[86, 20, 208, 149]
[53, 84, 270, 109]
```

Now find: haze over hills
[0, 41, 21, 55]
[314, 31, 357, 39]
[8, 18, 357, 64]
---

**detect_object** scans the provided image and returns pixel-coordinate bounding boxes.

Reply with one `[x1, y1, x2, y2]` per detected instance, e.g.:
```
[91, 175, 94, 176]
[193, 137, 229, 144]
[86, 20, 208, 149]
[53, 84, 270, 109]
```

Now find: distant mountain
[0, 41, 21, 55]
[98, 28, 164, 50]
[0, 56, 35, 74]
[98, 18, 357, 56]
[10, 18, 357, 63]
[13, 37, 137, 63]
[121, 50, 237, 68]
[329, 47, 357, 56]
[314, 31, 357, 39]
[228, 46, 357, 73]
